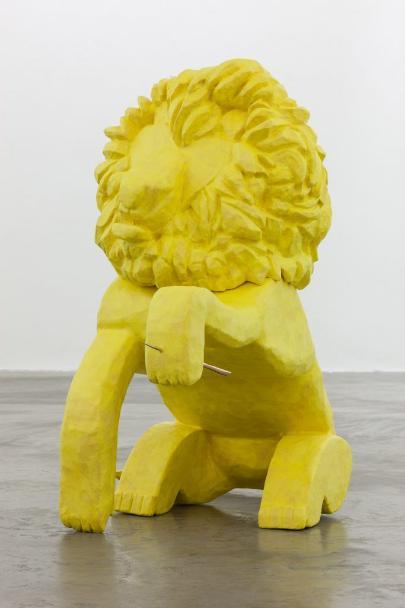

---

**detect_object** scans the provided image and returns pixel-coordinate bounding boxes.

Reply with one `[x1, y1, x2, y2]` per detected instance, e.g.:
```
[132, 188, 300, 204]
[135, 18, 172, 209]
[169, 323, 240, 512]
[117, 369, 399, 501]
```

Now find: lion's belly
[157, 345, 334, 438]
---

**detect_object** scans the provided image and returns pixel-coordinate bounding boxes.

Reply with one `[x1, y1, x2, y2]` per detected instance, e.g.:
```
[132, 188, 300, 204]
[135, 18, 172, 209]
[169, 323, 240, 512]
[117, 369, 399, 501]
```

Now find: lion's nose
[118, 150, 185, 227]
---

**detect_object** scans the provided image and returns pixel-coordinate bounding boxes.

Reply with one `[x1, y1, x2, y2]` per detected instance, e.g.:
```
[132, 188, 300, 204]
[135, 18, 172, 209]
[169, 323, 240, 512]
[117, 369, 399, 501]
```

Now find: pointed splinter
[144, 343, 231, 376]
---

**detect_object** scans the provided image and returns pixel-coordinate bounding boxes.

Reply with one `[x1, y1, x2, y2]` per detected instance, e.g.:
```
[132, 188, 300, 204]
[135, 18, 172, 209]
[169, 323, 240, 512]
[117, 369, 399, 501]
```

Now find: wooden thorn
[202, 362, 232, 376]
[144, 342, 163, 353]
[144, 343, 231, 376]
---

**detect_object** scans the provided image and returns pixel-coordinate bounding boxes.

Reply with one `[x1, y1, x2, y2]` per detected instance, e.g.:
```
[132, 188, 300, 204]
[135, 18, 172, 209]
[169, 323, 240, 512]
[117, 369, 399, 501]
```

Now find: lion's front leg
[145, 287, 207, 386]
[60, 328, 142, 532]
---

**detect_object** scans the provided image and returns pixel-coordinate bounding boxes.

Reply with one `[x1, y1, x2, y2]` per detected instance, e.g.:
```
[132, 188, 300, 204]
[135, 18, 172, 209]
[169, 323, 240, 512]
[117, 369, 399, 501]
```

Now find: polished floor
[1, 372, 404, 608]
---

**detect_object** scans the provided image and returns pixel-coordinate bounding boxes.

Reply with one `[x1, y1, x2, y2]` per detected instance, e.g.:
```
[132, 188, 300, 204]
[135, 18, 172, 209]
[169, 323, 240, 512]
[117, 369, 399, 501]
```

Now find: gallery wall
[1, 0, 404, 370]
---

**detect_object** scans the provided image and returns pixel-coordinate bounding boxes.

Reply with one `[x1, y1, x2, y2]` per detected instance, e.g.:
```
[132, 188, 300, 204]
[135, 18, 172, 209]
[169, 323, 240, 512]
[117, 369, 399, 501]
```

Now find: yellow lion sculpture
[60, 59, 351, 533]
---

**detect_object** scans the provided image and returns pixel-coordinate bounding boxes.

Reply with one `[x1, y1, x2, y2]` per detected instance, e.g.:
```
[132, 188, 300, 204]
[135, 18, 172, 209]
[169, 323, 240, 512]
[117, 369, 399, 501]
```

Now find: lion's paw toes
[258, 505, 320, 530]
[60, 511, 107, 533]
[114, 491, 173, 516]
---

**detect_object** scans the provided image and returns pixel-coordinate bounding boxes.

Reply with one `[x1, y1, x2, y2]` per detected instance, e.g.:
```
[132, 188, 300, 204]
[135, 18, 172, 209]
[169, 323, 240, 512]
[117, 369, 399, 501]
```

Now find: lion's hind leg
[258, 434, 352, 530]
[115, 422, 232, 517]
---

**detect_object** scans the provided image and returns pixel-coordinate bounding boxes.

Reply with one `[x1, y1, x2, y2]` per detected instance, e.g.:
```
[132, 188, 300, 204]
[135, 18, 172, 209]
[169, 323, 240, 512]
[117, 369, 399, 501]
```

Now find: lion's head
[95, 59, 331, 291]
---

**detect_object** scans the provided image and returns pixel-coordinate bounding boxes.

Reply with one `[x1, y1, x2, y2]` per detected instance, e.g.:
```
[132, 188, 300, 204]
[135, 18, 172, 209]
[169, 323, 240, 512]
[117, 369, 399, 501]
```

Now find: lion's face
[95, 59, 331, 291]
[118, 123, 233, 229]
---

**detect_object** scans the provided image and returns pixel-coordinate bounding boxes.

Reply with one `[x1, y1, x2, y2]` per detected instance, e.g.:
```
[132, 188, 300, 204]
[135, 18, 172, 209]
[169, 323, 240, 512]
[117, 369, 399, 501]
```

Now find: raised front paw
[145, 286, 208, 385]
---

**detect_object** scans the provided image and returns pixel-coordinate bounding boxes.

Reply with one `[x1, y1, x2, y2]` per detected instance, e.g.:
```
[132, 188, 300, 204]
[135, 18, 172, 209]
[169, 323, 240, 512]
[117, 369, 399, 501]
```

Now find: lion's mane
[95, 59, 331, 291]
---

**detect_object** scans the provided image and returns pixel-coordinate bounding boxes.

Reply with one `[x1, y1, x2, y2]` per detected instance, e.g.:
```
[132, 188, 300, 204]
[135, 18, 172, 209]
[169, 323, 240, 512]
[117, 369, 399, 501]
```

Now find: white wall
[1, 0, 404, 371]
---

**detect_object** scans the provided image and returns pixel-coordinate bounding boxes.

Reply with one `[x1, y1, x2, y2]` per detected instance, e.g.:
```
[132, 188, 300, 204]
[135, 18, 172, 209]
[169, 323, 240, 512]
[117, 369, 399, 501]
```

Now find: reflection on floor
[1, 372, 404, 608]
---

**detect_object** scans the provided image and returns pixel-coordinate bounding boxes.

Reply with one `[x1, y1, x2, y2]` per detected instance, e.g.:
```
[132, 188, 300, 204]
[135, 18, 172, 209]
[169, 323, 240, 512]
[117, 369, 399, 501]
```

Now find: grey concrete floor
[0, 372, 404, 608]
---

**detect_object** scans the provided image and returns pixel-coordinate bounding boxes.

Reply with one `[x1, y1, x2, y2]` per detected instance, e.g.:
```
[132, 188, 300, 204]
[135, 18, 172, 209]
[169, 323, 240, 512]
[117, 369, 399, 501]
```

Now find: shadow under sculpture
[60, 59, 352, 533]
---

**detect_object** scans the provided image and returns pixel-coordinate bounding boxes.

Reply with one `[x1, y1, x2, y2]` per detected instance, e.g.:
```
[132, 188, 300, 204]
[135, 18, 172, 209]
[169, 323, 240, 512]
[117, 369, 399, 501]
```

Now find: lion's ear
[97, 278, 154, 332]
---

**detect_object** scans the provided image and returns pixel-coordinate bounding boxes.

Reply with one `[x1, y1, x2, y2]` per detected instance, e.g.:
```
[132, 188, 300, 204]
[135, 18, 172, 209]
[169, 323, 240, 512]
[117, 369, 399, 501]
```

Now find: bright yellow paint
[60, 59, 351, 533]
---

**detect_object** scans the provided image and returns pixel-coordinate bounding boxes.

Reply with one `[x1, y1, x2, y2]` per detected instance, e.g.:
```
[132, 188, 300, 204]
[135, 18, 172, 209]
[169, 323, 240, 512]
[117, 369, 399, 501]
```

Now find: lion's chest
[157, 342, 333, 438]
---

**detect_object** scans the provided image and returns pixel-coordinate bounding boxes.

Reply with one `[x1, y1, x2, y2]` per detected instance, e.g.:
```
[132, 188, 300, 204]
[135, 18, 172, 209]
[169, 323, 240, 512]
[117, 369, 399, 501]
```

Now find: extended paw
[114, 491, 175, 516]
[258, 504, 321, 530]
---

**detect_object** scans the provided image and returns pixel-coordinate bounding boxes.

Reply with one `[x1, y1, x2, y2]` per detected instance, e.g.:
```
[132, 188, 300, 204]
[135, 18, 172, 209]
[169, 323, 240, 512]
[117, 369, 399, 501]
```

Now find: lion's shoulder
[260, 281, 315, 374]
[215, 279, 314, 375]
[97, 278, 155, 336]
